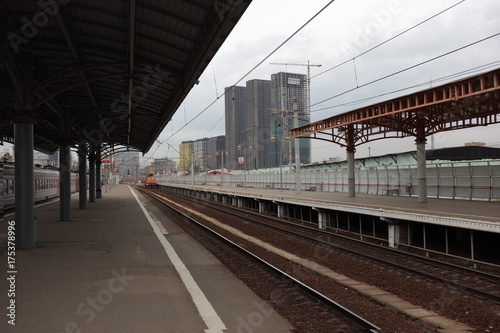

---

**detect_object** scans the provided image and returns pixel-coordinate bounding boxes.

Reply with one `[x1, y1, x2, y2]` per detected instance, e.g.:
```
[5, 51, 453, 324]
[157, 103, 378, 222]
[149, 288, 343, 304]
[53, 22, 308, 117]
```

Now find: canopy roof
[1, 0, 251, 155]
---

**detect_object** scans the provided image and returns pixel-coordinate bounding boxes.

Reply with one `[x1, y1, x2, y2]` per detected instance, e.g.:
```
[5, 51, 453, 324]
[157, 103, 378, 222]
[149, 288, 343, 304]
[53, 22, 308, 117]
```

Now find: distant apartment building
[270, 72, 311, 166]
[151, 157, 176, 175]
[34, 150, 59, 167]
[224, 73, 311, 170]
[224, 85, 247, 170]
[246, 79, 272, 169]
[207, 135, 225, 170]
[179, 141, 193, 172]
[224, 80, 274, 170]
[193, 138, 209, 172]
[116, 151, 140, 181]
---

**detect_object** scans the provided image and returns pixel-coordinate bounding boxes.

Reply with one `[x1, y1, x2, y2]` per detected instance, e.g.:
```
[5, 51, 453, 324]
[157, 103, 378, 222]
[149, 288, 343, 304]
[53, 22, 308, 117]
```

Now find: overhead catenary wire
[166, 0, 466, 149]
[311, 0, 466, 80]
[147, 0, 498, 163]
[310, 32, 500, 109]
[310, 60, 500, 113]
[146, 1, 336, 157]
[212, 63, 219, 99]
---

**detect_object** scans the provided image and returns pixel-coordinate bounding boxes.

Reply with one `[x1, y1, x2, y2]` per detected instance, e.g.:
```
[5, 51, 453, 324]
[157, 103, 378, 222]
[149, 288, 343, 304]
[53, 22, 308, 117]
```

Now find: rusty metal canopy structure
[292, 68, 500, 146]
[0, 0, 251, 155]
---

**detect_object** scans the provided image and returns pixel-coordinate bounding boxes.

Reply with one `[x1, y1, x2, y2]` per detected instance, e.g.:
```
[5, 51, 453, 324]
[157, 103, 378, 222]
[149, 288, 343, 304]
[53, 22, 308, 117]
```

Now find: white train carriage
[2, 163, 80, 210]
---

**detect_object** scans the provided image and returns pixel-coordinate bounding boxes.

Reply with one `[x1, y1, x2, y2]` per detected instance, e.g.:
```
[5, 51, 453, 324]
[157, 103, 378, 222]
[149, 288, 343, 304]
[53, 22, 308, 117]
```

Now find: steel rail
[155, 188, 500, 306]
[139, 188, 380, 333]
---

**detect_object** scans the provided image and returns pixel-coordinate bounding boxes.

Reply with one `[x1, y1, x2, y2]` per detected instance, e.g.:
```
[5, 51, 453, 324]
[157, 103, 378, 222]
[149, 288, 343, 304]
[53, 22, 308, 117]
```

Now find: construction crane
[269, 61, 322, 119]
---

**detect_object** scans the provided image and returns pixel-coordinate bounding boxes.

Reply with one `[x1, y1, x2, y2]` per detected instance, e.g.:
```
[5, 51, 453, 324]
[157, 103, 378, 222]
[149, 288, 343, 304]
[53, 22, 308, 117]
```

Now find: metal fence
[158, 160, 500, 201]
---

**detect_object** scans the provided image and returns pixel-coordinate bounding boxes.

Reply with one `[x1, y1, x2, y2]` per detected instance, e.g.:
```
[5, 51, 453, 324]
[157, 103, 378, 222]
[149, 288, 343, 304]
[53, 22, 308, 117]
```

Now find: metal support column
[416, 111, 428, 203]
[416, 141, 427, 203]
[89, 147, 96, 203]
[14, 119, 35, 248]
[78, 144, 87, 209]
[59, 141, 72, 221]
[470, 230, 475, 261]
[346, 124, 356, 197]
[445, 227, 449, 254]
[293, 99, 301, 194]
[96, 148, 102, 199]
[423, 223, 428, 257]
[11, 53, 36, 248]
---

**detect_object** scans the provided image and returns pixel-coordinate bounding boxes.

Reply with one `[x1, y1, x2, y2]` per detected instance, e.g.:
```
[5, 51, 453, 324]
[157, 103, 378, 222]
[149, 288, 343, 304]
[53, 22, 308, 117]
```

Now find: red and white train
[2, 162, 81, 210]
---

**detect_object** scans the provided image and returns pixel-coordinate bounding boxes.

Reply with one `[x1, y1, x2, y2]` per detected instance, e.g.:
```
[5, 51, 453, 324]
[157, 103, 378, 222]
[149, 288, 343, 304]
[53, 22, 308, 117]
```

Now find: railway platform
[0, 184, 292, 333]
[160, 183, 500, 226]
[165, 184, 500, 223]
[161, 183, 500, 265]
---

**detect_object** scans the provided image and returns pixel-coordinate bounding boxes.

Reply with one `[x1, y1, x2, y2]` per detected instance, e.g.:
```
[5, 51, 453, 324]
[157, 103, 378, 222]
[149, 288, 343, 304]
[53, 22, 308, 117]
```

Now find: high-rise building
[152, 158, 175, 175]
[223, 73, 311, 170]
[193, 138, 209, 172]
[246, 79, 272, 169]
[115, 151, 140, 181]
[224, 85, 247, 170]
[270, 72, 311, 166]
[224, 80, 273, 170]
[34, 150, 59, 167]
[179, 141, 193, 173]
[207, 135, 225, 170]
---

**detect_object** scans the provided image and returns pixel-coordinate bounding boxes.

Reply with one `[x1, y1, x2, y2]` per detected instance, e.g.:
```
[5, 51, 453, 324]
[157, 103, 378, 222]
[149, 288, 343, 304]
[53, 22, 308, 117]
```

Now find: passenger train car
[145, 171, 158, 188]
[1, 162, 80, 210]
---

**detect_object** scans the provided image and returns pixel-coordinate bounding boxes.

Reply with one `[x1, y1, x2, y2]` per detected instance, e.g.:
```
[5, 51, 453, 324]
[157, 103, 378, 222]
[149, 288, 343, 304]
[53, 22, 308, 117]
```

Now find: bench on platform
[382, 188, 399, 196]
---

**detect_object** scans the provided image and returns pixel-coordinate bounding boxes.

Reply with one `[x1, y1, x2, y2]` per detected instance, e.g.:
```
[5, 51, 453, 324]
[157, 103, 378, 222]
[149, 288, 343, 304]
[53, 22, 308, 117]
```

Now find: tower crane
[269, 61, 322, 119]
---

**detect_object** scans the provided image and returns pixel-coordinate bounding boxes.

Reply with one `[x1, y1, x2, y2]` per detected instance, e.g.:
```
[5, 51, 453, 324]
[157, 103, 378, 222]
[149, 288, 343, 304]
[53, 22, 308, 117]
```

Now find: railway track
[152, 188, 500, 307]
[138, 187, 381, 333]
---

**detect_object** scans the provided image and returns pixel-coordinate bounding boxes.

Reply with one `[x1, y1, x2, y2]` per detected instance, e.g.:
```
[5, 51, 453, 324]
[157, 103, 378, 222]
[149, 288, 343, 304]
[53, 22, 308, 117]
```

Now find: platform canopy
[0, 0, 251, 155]
[291, 68, 500, 146]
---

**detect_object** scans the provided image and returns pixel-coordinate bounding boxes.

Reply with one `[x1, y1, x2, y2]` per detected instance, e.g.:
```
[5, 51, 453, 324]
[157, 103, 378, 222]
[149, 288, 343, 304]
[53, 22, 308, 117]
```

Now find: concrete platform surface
[0, 184, 293, 333]
[163, 183, 500, 225]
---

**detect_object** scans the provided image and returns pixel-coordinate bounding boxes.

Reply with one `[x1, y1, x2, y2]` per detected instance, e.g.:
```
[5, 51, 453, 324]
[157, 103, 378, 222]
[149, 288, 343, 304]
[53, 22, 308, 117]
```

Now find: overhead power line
[310, 60, 500, 114]
[312, 0, 466, 79]
[147, 1, 336, 157]
[310, 32, 500, 108]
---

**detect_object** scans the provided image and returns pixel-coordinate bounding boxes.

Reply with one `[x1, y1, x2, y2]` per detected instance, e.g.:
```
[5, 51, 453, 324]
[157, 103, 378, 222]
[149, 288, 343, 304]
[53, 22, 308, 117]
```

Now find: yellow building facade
[179, 141, 193, 173]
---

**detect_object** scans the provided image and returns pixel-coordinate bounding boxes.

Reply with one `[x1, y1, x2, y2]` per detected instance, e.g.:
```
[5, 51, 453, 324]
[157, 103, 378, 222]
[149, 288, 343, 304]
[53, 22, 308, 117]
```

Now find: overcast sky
[147, 0, 500, 165]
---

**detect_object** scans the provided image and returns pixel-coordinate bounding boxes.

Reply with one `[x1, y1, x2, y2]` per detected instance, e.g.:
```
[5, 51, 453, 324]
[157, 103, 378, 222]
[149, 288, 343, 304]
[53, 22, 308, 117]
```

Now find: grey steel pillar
[416, 141, 427, 203]
[347, 149, 355, 197]
[14, 119, 35, 248]
[346, 124, 356, 197]
[96, 150, 102, 199]
[59, 141, 72, 221]
[78, 144, 87, 209]
[416, 112, 427, 203]
[293, 102, 302, 194]
[89, 148, 96, 203]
